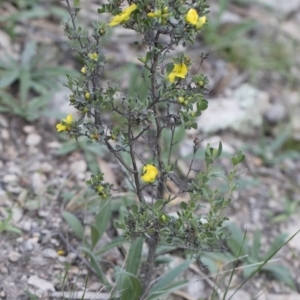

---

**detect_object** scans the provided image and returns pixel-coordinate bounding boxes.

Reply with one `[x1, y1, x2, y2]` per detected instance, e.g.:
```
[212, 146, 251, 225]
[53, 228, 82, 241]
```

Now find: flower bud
[198, 80, 204, 87]
[177, 96, 185, 104]
[85, 92, 91, 100]
[81, 66, 87, 74]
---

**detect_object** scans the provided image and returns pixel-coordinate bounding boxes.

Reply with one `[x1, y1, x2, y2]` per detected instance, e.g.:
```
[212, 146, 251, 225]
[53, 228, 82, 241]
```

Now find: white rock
[0, 115, 8, 127]
[197, 84, 270, 135]
[40, 162, 53, 173]
[1, 129, 9, 140]
[0, 190, 9, 205]
[70, 160, 87, 174]
[11, 206, 23, 223]
[28, 161, 41, 172]
[6, 185, 22, 194]
[3, 174, 18, 183]
[187, 279, 205, 299]
[224, 289, 251, 300]
[38, 210, 49, 218]
[28, 275, 55, 291]
[20, 220, 32, 232]
[265, 103, 286, 123]
[23, 125, 35, 134]
[47, 141, 61, 149]
[42, 248, 58, 259]
[26, 133, 42, 146]
[20, 240, 34, 252]
[31, 172, 46, 194]
[8, 251, 22, 262]
[7, 164, 22, 175]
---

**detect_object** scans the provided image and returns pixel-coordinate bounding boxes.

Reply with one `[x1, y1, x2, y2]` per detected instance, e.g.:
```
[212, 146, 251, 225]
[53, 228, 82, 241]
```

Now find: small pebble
[8, 251, 22, 262]
[26, 133, 42, 146]
[42, 248, 58, 259]
[70, 160, 87, 174]
[0, 291, 7, 298]
[0, 265, 8, 275]
[1, 129, 9, 140]
[38, 210, 49, 218]
[40, 162, 53, 173]
[3, 174, 18, 183]
[23, 125, 35, 134]
[20, 240, 34, 252]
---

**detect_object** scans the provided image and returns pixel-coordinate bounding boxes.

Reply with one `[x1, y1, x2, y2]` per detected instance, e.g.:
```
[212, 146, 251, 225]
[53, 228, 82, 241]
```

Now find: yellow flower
[56, 250, 65, 256]
[81, 66, 86, 74]
[109, 4, 137, 27]
[196, 15, 206, 29]
[88, 52, 98, 61]
[56, 114, 73, 132]
[186, 8, 198, 25]
[141, 165, 159, 183]
[168, 62, 188, 83]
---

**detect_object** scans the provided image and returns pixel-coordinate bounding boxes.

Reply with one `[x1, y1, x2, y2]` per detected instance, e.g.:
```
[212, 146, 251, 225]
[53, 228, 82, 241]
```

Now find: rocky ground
[1, 0, 300, 299]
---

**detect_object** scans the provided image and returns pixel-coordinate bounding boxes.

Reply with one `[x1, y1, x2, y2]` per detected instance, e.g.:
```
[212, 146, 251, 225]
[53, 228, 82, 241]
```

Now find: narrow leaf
[149, 260, 193, 293]
[125, 237, 144, 276]
[62, 211, 84, 240]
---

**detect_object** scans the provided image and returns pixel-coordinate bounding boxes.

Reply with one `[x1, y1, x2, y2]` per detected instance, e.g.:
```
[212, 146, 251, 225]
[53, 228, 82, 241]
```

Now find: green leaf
[95, 236, 128, 256]
[55, 141, 78, 155]
[149, 259, 193, 293]
[148, 280, 189, 300]
[262, 233, 288, 261]
[263, 265, 296, 290]
[269, 127, 291, 153]
[226, 223, 248, 256]
[237, 150, 245, 163]
[197, 99, 208, 111]
[131, 204, 138, 214]
[94, 199, 111, 243]
[90, 224, 100, 251]
[231, 156, 239, 167]
[79, 247, 110, 287]
[125, 237, 144, 275]
[250, 230, 261, 261]
[62, 211, 84, 240]
[215, 141, 222, 159]
[153, 199, 164, 210]
[179, 201, 187, 210]
[21, 41, 36, 69]
[117, 272, 142, 300]
[0, 69, 19, 88]
[19, 68, 31, 104]
[114, 220, 126, 230]
[228, 229, 300, 300]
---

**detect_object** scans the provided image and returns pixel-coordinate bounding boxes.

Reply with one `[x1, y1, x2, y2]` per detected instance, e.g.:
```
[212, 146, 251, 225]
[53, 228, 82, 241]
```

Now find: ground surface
[1, 0, 300, 299]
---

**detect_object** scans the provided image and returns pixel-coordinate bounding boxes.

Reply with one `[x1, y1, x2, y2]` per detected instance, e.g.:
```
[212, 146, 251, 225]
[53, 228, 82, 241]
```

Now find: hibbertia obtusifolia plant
[58, 0, 245, 296]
